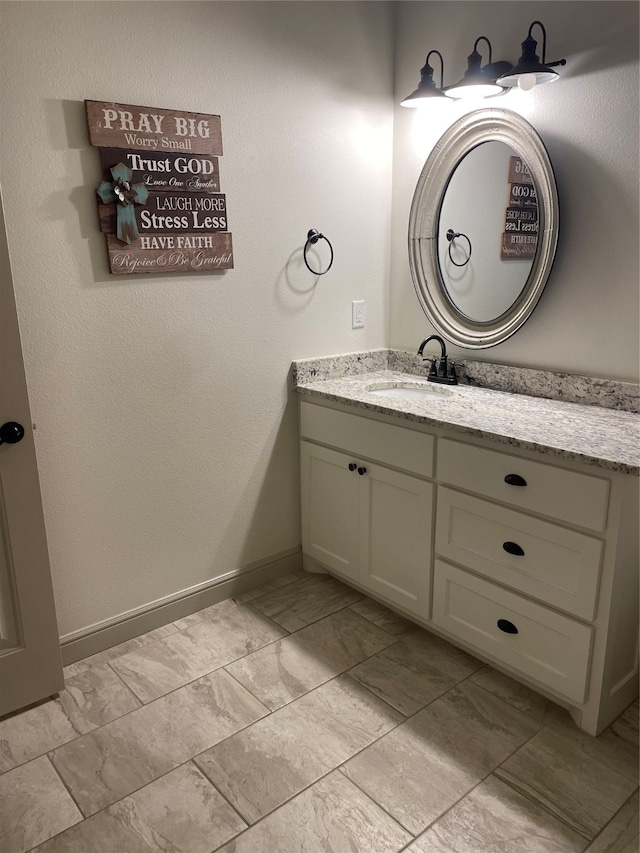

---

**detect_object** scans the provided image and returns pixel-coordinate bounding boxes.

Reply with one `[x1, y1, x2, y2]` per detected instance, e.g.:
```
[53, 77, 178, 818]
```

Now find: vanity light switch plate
[352, 300, 365, 329]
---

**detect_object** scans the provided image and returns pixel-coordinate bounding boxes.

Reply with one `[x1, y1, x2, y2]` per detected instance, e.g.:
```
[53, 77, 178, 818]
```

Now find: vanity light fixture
[444, 37, 512, 100]
[400, 50, 448, 106]
[497, 21, 566, 89]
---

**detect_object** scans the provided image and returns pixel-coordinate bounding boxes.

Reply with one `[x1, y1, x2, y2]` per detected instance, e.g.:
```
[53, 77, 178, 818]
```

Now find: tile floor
[1, 569, 638, 853]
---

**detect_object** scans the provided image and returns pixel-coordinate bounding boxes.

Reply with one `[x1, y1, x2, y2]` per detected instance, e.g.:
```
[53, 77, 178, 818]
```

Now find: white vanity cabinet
[300, 402, 434, 618]
[299, 397, 639, 735]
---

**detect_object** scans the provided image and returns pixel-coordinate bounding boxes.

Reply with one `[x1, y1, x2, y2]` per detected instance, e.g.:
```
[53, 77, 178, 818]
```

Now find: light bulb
[518, 73, 537, 91]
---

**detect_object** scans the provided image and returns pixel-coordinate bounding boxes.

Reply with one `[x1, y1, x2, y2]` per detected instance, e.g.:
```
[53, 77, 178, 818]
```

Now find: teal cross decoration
[97, 163, 149, 244]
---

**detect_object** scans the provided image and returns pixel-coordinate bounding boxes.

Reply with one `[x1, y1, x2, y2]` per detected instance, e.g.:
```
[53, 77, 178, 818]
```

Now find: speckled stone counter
[292, 349, 640, 413]
[293, 358, 640, 475]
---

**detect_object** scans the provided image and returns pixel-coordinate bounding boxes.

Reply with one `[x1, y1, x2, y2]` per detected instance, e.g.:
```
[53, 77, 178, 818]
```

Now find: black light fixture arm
[472, 36, 493, 64]
[422, 49, 445, 89]
[527, 20, 566, 68]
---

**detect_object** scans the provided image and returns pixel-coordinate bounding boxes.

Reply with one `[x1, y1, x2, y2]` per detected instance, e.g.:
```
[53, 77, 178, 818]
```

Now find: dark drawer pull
[0, 422, 25, 445]
[357, 466, 367, 476]
[348, 463, 357, 471]
[503, 541, 525, 556]
[504, 473, 527, 487]
[497, 618, 518, 635]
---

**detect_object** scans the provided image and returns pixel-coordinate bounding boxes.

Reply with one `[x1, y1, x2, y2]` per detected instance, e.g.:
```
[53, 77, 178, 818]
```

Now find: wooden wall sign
[501, 156, 538, 260]
[106, 233, 233, 274]
[86, 100, 222, 155]
[98, 192, 228, 235]
[87, 100, 233, 275]
[99, 149, 220, 193]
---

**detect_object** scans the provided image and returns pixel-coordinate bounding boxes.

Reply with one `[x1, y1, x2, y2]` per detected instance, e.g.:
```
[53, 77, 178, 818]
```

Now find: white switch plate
[352, 300, 365, 329]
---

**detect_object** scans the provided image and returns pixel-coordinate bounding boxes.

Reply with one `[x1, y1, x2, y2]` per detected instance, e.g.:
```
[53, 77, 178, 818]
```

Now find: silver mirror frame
[408, 108, 559, 349]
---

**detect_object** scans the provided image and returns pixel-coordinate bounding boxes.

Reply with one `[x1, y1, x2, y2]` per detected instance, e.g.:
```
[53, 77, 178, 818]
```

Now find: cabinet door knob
[0, 421, 25, 445]
[497, 618, 519, 634]
[503, 541, 525, 556]
[357, 466, 367, 476]
[348, 463, 357, 471]
[504, 473, 527, 487]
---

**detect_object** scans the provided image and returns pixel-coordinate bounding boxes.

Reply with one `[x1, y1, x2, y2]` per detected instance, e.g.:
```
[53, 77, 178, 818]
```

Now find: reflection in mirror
[408, 109, 558, 349]
[438, 142, 538, 322]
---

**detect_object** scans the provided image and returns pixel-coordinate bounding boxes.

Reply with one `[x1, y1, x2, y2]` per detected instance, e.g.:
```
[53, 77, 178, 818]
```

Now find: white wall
[0, 1, 394, 636]
[2, 1, 637, 637]
[391, 1, 639, 381]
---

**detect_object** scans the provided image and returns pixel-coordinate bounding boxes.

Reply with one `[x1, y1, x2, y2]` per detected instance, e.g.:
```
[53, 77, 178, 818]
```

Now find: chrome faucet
[417, 334, 458, 385]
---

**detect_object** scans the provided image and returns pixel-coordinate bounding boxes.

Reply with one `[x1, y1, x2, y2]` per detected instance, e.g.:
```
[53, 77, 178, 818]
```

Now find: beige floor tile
[225, 608, 397, 710]
[0, 697, 81, 773]
[583, 792, 639, 853]
[34, 762, 246, 853]
[250, 573, 363, 631]
[602, 699, 639, 754]
[408, 775, 586, 853]
[470, 666, 555, 724]
[0, 756, 82, 853]
[349, 596, 417, 637]
[494, 720, 639, 840]
[111, 605, 287, 702]
[63, 623, 179, 678]
[342, 680, 541, 835]
[232, 571, 305, 604]
[172, 597, 237, 631]
[11, 586, 635, 853]
[0, 663, 141, 774]
[542, 700, 640, 761]
[349, 627, 481, 716]
[58, 662, 141, 733]
[51, 669, 268, 816]
[195, 674, 403, 823]
[216, 770, 411, 853]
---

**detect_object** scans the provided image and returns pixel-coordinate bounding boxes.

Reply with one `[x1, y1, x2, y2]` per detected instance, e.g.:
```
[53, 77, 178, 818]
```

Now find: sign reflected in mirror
[502, 155, 539, 260]
[409, 109, 558, 348]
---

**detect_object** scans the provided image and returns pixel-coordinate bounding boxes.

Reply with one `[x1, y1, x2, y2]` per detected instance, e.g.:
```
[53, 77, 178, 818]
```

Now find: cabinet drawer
[432, 561, 592, 704]
[300, 401, 434, 477]
[435, 488, 602, 620]
[438, 439, 609, 531]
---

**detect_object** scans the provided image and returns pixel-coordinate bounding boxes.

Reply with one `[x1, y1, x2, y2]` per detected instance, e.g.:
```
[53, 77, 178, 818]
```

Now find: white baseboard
[60, 547, 302, 665]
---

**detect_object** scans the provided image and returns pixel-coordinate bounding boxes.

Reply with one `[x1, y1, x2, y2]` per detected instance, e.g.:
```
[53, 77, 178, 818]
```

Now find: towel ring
[304, 229, 334, 275]
[446, 229, 472, 267]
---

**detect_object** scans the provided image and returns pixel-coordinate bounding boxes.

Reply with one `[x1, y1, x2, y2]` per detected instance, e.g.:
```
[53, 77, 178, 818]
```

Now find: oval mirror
[408, 109, 559, 348]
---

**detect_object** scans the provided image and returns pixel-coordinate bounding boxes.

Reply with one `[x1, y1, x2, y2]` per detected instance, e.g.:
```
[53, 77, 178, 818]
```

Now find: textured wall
[2, 1, 637, 637]
[390, 1, 639, 381]
[0, 1, 394, 635]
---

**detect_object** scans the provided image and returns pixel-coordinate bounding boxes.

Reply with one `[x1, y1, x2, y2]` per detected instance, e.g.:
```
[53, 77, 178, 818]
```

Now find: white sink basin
[366, 382, 451, 401]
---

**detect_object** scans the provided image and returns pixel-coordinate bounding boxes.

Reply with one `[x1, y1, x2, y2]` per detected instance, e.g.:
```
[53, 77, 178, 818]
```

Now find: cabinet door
[360, 463, 433, 618]
[301, 441, 360, 581]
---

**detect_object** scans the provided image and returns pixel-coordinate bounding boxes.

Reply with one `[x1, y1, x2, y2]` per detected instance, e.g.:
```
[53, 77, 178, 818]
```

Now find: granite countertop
[294, 369, 640, 475]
